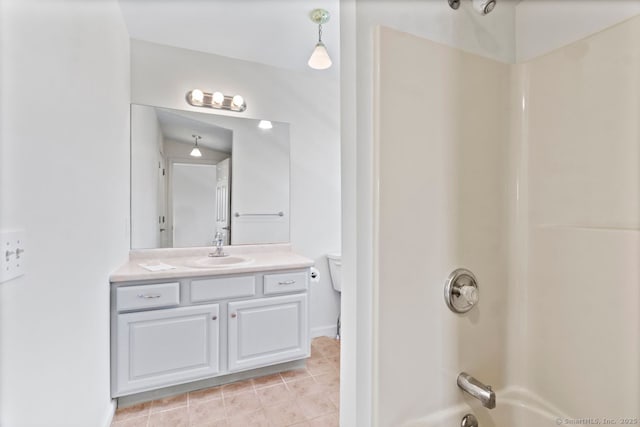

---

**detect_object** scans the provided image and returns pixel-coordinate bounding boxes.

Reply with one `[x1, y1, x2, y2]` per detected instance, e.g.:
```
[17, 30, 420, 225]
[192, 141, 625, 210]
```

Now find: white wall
[0, 0, 5, 418]
[0, 0, 130, 426]
[130, 40, 341, 338]
[340, 2, 516, 425]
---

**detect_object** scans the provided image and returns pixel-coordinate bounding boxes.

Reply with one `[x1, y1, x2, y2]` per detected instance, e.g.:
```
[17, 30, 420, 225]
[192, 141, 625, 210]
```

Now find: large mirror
[131, 104, 290, 249]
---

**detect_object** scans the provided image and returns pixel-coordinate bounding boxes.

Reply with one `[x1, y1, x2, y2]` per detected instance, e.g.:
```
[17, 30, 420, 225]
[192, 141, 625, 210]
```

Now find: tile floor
[111, 336, 340, 427]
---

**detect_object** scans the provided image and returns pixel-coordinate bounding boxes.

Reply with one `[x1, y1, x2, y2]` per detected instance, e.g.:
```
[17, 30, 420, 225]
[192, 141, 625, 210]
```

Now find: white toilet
[327, 252, 342, 293]
[327, 252, 342, 338]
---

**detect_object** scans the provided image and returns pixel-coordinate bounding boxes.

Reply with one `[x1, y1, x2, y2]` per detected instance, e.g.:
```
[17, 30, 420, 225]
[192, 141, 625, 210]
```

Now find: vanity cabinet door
[114, 304, 220, 396]
[228, 294, 309, 372]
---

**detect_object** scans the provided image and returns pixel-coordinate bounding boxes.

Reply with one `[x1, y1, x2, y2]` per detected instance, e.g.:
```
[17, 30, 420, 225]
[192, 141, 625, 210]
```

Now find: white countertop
[110, 244, 314, 283]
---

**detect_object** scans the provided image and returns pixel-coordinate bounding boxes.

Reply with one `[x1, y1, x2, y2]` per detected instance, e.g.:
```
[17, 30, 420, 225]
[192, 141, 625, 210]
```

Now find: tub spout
[457, 372, 496, 409]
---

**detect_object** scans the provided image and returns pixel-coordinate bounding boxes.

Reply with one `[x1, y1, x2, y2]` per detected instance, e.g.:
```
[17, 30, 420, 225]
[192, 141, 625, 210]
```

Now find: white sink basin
[185, 255, 253, 269]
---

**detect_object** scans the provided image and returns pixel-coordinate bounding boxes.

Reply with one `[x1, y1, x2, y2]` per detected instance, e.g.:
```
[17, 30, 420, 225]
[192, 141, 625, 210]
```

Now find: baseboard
[102, 399, 116, 427]
[311, 325, 337, 338]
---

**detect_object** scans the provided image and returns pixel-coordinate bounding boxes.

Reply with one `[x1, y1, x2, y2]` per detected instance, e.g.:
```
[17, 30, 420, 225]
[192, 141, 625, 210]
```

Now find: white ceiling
[154, 106, 288, 153]
[118, 0, 340, 74]
[155, 108, 233, 153]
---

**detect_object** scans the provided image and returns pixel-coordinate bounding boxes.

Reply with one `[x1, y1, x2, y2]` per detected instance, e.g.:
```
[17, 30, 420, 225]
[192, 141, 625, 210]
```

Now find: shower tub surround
[403, 388, 565, 427]
[374, 13, 640, 427]
[110, 244, 314, 402]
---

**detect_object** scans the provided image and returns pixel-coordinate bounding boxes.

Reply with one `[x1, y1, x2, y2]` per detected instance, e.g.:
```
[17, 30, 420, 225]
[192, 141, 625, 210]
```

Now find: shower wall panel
[522, 15, 640, 418]
[374, 26, 511, 427]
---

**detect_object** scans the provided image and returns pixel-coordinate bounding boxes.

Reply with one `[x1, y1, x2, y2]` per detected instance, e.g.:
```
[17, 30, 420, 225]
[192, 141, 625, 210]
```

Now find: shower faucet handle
[460, 285, 479, 306]
[444, 268, 479, 314]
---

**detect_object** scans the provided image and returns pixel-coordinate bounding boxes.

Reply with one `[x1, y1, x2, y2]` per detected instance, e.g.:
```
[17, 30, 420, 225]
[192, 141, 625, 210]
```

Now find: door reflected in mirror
[130, 104, 290, 249]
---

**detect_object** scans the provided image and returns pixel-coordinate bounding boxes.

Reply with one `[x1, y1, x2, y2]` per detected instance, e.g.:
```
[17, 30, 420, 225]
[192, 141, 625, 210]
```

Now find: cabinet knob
[231, 313, 237, 318]
[212, 316, 217, 320]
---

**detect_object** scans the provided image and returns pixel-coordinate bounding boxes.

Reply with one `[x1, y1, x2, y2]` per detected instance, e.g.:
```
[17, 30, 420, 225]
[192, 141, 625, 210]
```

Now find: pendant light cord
[318, 23, 323, 43]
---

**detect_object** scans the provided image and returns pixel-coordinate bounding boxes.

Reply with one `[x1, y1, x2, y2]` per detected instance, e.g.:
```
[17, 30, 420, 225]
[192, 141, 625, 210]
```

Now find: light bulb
[190, 147, 202, 157]
[232, 95, 244, 108]
[212, 91, 224, 105]
[308, 42, 332, 70]
[191, 89, 204, 103]
[258, 120, 273, 130]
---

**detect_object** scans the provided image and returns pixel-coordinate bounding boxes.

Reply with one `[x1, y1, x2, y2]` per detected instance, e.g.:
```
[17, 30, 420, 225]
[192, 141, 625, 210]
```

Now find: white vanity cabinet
[111, 268, 310, 397]
[228, 293, 308, 372]
[116, 304, 220, 396]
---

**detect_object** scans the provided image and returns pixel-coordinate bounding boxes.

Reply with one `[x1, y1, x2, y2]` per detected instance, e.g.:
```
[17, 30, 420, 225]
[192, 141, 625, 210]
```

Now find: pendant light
[190, 134, 202, 158]
[308, 9, 332, 70]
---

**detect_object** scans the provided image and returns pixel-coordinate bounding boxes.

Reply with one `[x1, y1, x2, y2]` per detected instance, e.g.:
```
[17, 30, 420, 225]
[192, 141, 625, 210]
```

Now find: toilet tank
[326, 252, 342, 292]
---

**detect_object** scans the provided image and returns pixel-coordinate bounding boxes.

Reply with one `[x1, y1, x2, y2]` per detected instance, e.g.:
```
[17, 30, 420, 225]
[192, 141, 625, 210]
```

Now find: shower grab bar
[234, 211, 284, 217]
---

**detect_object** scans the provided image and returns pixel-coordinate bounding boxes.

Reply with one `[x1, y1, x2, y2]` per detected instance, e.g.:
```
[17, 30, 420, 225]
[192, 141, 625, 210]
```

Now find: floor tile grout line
[114, 337, 339, 426]
[123, 385, 339, 425]
[148, 403, 189, 415]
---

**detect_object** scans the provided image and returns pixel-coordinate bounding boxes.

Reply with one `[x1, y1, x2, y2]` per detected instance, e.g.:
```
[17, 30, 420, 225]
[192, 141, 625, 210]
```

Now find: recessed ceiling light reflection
[258, 120, 273, 130]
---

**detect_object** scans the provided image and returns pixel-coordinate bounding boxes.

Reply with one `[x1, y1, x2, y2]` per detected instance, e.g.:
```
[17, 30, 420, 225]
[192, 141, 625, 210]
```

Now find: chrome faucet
[209, 231, 228, 257]
[457, 372, 496, 409]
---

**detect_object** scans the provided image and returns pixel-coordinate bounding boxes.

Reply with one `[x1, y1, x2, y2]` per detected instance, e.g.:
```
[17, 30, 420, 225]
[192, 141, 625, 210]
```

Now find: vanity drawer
[117, 282, 180, 311]
[190, 276, 256, 303]
[263, 271, 308, 295]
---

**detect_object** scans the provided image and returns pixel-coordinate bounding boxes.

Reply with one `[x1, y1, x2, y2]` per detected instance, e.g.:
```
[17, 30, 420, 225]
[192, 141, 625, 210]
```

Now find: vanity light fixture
[186, 89, 247, 112]
[258, 120, 273, 130]
[308, 9, 332, 70]
[190, 134, 202, 158]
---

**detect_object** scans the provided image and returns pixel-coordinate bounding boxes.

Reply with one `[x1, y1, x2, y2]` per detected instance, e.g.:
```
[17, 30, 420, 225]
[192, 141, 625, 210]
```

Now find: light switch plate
[0, 230, 26, 283]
